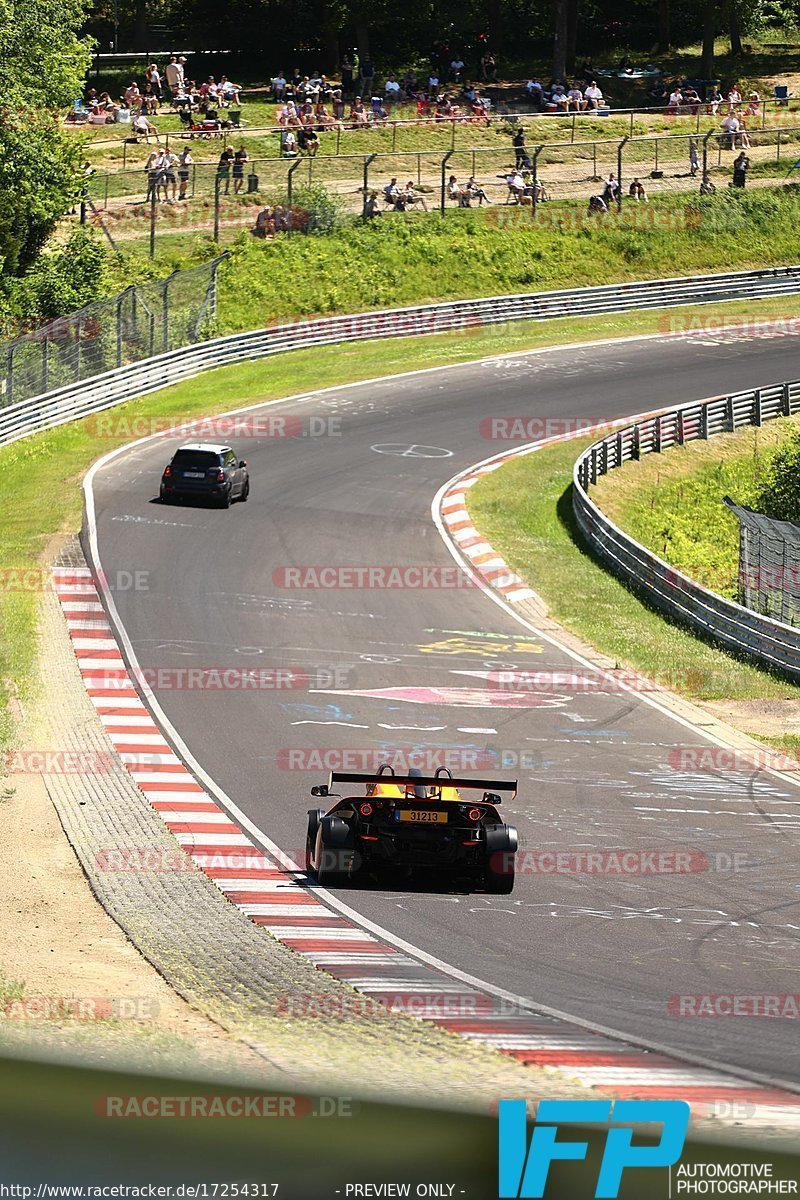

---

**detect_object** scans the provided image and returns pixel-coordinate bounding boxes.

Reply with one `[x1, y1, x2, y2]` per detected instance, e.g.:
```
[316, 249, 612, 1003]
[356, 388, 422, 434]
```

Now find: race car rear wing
[312, 769, 518, 801]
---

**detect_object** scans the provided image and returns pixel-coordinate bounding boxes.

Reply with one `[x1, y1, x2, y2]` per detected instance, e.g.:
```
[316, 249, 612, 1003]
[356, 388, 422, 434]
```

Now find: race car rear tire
[484, 823, 518, 895]
[305, 808, 325, 872]
[314, 815, 357, 885]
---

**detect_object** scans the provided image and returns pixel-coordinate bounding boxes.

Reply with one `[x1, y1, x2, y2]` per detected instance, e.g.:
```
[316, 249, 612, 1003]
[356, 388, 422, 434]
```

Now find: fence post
[762, 100, 767, 130]
[123, 140, 128, 169]
[531, 144, 544, 224]
[361, 154, 376, 216]
[213, 172, 221, 242]
[450, 119, 456, 150]
[191, 161, 197, 200]
[75, 316, 81, 381]
[116, 291, 125, 368]
[440, 149, 454, 214]
[162, 275, 171, 352]
[104, 174, 109, 210]
[336, 126, 341, 155]
[150, 189, 157, 258]
[392, 122, 397, 151]
[617, 136, 628, 213]
[630, 110, 634, 137]
[778, 128, 782, 162]
[4, 347, 12, 408]
[702, 128, 715, 189]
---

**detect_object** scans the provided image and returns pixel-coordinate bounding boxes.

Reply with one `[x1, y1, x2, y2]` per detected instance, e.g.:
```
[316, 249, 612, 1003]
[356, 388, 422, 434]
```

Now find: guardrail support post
[726, 394, 735, 430]
[700, 404, 709, 439]
[782, 382, 792, 416]
[617, 136, 629, 213]
[654, 414, 662, 453]
[440, 150, 454, 214]
[754, 389, 763, 426]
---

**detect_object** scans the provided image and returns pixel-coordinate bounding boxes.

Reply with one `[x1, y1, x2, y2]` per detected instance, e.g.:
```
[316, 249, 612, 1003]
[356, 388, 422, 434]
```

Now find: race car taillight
[468, 807, 483, 822]
[359, 802, 373, 817]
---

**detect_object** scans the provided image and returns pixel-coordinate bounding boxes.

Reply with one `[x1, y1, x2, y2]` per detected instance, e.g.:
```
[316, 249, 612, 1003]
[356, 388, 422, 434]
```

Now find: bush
[754, 426, 800, 520]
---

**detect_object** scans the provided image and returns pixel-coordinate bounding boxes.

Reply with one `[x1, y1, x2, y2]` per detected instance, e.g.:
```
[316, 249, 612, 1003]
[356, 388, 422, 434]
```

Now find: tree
[701, 0, 717, 79]
[0, 0, 92, 278]
[553, 0, 568, 79]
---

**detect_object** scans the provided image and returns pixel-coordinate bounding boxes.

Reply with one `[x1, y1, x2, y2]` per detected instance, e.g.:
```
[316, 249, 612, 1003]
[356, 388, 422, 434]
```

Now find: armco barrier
[573, 380, 800, 680]
[3, 262, 800, 450]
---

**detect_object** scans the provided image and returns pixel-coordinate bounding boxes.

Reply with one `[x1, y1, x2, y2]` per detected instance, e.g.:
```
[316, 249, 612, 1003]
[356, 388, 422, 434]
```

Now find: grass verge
[4, 293, 800, 752]
[467, 427, 800, 706]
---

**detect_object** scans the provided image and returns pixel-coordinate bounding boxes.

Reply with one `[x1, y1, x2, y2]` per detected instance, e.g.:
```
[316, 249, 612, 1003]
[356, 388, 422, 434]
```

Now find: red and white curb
[440, 459, 535, 604]
[53, 564, 800, 1127]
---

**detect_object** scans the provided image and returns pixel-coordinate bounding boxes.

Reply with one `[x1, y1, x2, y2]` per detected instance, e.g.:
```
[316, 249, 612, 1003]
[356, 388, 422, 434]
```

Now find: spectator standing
[233, 145, 248, 192]
[144, 148, 165, 202]
[164, 55, 181, 96]
[358, 57, 374, 99]
[177, 145, 192, 200]
[340, 54, 354, 98]
[689, 136, 700, 176]
[513, 127, 528, 169]
[163, 148, 179, 201]
[481, 51, 496, 81]
[732, 150, 749, 187]
[145, 64, 162, 105]
[217, 147, 234, 194]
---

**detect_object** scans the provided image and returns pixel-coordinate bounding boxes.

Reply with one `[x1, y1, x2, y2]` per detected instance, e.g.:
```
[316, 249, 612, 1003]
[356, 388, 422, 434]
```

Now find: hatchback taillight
[164, 465, 171, 477]
[216, 469, 225, 481]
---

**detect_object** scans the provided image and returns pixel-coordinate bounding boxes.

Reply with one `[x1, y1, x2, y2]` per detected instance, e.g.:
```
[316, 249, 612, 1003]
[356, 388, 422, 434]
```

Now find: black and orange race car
[305, 766, 519, 893]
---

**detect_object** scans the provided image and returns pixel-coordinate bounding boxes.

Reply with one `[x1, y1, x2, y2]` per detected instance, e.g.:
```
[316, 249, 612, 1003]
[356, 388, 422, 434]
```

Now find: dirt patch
[698, 698, 800, 743]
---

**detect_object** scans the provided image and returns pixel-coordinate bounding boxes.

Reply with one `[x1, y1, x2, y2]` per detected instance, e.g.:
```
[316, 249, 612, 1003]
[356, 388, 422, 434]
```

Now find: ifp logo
[498, 1099, 689, 1198]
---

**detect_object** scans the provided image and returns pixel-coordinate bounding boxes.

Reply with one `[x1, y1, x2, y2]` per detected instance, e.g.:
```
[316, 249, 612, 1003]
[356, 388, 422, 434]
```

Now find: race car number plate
[395, 809, 447, 824]
[184, 471, 205, 478]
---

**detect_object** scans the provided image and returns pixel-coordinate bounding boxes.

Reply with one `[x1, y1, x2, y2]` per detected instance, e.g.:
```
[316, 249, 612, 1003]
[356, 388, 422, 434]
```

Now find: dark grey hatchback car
[160, 443, 249, 508]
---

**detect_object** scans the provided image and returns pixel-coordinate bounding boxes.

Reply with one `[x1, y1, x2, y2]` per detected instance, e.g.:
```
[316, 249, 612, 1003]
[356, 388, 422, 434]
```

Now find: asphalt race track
[88, 326, 800, 1086]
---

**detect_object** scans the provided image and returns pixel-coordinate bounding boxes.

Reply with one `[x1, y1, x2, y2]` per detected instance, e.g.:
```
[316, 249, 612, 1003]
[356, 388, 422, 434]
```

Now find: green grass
[206, 187, 800, 333]
[467, 432, 800, 703]
[5, 293, 800, 754]
[590, 418, 800, 601]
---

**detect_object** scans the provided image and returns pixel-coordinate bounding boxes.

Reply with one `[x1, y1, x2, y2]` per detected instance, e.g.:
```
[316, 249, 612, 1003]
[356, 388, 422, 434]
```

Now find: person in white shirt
[668, 88, 682, 111]
[164, 57, 181, 95]
[584, 80, 604, 109]
[526, 78, 543, 109]
[177, 145, 192, 200]
[551, 84, 569, 110]
[450, 57, 465, 81]
[428, 73, 439, 93]
[567, 84, 586, 111]
[721, 112, 739, 147]
[133, 111, 156, 141]
[727, 85, 742, 111]
[272, 72, 286, 100]
[384, 75, 401, 101]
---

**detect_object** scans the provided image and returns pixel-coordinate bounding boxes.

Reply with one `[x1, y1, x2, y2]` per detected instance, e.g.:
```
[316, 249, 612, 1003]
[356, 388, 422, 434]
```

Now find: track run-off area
[73, 323, 800, 1120]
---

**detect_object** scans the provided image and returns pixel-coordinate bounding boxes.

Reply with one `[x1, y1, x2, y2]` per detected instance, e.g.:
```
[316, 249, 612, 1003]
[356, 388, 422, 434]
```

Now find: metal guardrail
[4, 262, 800, 451]
[573, 377, 800, 680]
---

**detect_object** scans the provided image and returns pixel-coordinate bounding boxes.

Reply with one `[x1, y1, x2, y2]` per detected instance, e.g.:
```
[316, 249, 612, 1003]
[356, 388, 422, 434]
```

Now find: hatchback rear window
[172, 450, 220, 469]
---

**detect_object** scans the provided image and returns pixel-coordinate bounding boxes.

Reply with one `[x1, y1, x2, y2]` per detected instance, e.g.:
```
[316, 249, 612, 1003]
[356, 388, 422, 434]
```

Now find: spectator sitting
[550, 83, 569, 111]
[350, 99, 369, 127]
[385, 75, 401, 101]
[199, 77, 219, 103]
[465, 176, 489, 205]
[132, 111, 157, 141]
[124, 82, 142, 111]
[706, 85, 723, 114]
[682, 85, 701, 112]
[363, 191, 382, 219]
[567, 84, 586, 111]
[450, 55, 465, 83]
[371, 97, 389, 125]
[281, 128, 298, 156]
[298, 125, 319, 155]
[588, 193, 608, 215]
[526, 78, 544, 109]
[584, 80, 604, 109]
[402, 181, 428, 211]
[601, 172, 620, 203]
[218, 76, 242, 106]
[401, 70, 418, 97]
[253, 204, 274, 237]
[629, 177, 648, 201]
[648, 80, 668, 105]
[745, 90, 760, 116]
[503, 170, 526, 203]
[727, 84, 742, 111]
[447, 174, 469, 206]
[667, 86, 683, 113]
[383, 176, 403, 208]
[272, 71, 286, 101]
[720, 111, 739, 148]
